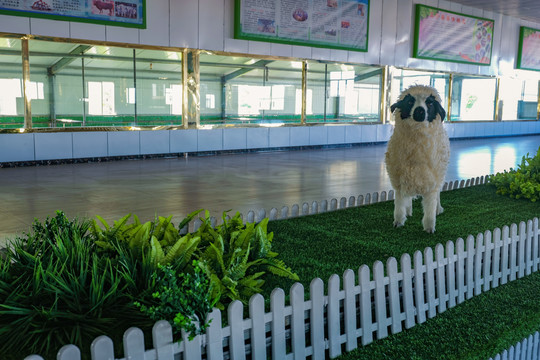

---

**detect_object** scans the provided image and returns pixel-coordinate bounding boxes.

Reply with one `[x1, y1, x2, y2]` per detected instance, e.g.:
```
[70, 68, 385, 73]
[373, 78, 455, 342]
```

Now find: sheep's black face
[391, 94, 415, 120]
[425, 95, 446, 122]
[391, 93, 446, 122]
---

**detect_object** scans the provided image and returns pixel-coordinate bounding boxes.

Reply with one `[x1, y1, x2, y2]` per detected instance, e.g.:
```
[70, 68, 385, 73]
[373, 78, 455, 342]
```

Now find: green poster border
[412, 4, 493, 66]
[516, 26, 540, 72]
[0, 0, 146, 29]
[234, 0, 369, 52]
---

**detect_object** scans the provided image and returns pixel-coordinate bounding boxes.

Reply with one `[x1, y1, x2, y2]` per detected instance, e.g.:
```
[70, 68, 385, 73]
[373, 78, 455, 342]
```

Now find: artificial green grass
[264, 185, 540, 293]
[337, 270, 540, 360]
[263, 185, 540, 359]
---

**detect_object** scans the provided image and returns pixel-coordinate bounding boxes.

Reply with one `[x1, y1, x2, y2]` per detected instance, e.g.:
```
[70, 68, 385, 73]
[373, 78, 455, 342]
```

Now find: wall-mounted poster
[517, 27, 540, 71]
[0, 0, 145, 28]
[234, 0, 369, 52]
[413, 4, 493, 65]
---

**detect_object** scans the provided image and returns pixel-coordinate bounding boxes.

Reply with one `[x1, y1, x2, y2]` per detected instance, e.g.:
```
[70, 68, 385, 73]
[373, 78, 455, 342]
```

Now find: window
[390, 69, 449, 109]
[0, 79, 22, 116]
[199, 54, 303, 125]
[307, 62, 382, 123]
[88, 81, 115, 116]
[450, 76, 497, 121]
[499, 77, 539, 120]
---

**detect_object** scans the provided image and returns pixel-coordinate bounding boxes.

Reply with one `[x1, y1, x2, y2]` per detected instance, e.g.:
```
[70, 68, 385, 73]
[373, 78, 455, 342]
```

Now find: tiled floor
[0, 134, 539, 245]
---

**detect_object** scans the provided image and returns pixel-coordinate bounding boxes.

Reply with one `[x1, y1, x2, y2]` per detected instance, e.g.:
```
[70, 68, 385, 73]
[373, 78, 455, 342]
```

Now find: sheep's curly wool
[385, 85, 450, 233]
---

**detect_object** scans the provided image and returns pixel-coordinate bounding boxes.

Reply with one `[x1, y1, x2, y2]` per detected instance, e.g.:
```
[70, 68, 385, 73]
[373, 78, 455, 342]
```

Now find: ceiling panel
[450, 0, 540, 22]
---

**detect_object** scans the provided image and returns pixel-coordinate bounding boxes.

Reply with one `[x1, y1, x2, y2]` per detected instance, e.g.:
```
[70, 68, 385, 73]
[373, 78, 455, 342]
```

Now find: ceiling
[450, 0, 540, 23]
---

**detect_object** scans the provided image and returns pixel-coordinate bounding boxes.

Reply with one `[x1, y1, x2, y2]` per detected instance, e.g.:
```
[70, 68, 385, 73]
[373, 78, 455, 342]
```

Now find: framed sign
[517, 26, 540, 71]
[234, 0, 369, 52]
[0, 0, 146, 28]
[413, 4, 493, 65]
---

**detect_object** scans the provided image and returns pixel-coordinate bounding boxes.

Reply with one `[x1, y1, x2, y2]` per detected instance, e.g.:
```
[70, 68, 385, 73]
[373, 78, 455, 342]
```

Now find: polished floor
[0, 135, 539, 244]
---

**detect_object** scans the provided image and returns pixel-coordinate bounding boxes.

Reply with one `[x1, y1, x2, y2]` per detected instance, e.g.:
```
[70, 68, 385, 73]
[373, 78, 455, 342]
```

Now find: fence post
[327, 274, 341, 357]
[474, 233, 484, 296]
[518, 221, 527, 278]
[321, 200, 328, 212]
[373, 261, 388, 339]
[281, 206, 289, 219]
[364, 193, 371, 205]
[400, 254, 415, 329]
[302, 202, 310, 216]
[249, 294, 266, 360]
[456, 238, 466, 304]
[359, 265, 373, 345]
[466, 235, 475, 300]
[228, 301, 246, 360]
[310, 278, 325, 360]
[446, 241, 457, 308]
[153, 320, 175, 360]
[91, 335, 115, 360]
[435, 244, 447, 313]
[423, 247, 436, 319]
[205, 309, 223, 360]
[124, 327, 146, 360]
[387, 257, 402, 334]
[532, 218, 539, 272]
[311, 201, 319, 214]
[271, 288, 286, 359]
[57, 345, 81, 360]
[291, 283, 306, 359]
[247, 210, 255, 223]
[343, 269, 357, 351]
[525, 220, 534, 276]
[492, 228, 502, 288]
[483, 231, 493, 292]
[413, 251, 426, 324]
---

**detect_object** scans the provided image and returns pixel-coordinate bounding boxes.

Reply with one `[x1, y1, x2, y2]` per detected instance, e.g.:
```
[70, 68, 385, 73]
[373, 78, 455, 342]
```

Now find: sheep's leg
[393, 190, 411, 227]
[436, 191, 444, 215]
[422, 191, 438, 233]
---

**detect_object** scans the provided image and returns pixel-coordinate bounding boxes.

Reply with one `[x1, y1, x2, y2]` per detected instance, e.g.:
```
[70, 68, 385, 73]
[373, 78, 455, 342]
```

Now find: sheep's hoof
[424, 227, 435, 234]
[393, 221, 404, 228]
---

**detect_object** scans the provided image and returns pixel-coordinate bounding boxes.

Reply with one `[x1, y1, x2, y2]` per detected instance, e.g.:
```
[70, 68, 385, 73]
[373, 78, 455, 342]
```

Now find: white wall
[0, 122, 539, 163]
[1, 0, 538, 77]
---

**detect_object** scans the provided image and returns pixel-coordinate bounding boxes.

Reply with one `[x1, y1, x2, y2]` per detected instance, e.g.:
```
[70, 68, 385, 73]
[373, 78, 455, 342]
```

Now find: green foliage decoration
[134, 261, 214, 340]
[196, 211, 299, 309]
[488, 146, 540, 202]
[90, 209, 203, 268]
[0, 211, 138, 359]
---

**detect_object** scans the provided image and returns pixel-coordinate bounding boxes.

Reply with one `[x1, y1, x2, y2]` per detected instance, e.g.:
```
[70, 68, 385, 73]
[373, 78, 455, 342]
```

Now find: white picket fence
[185, 175, 490, 232]
[26, 216, 540, 360]
[489, 332, 540, 360]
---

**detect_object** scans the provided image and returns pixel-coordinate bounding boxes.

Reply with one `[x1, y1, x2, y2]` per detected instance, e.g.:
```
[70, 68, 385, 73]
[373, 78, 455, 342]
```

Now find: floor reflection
[0, 135, 538, 244]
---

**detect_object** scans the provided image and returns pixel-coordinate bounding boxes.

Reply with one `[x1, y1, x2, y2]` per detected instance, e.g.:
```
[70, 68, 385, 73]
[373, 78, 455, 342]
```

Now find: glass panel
[83, 47, 135, 126]
[450, 75, 497, 121]
[390, 69, 450, 109]
[307, 62, 382, 123]
[499, 77, 539, 120]
[0, 37, 23, 129]
[199, 54, 303, 125]
[28, 40, 138, 128]
[135, 48, 182, 126]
